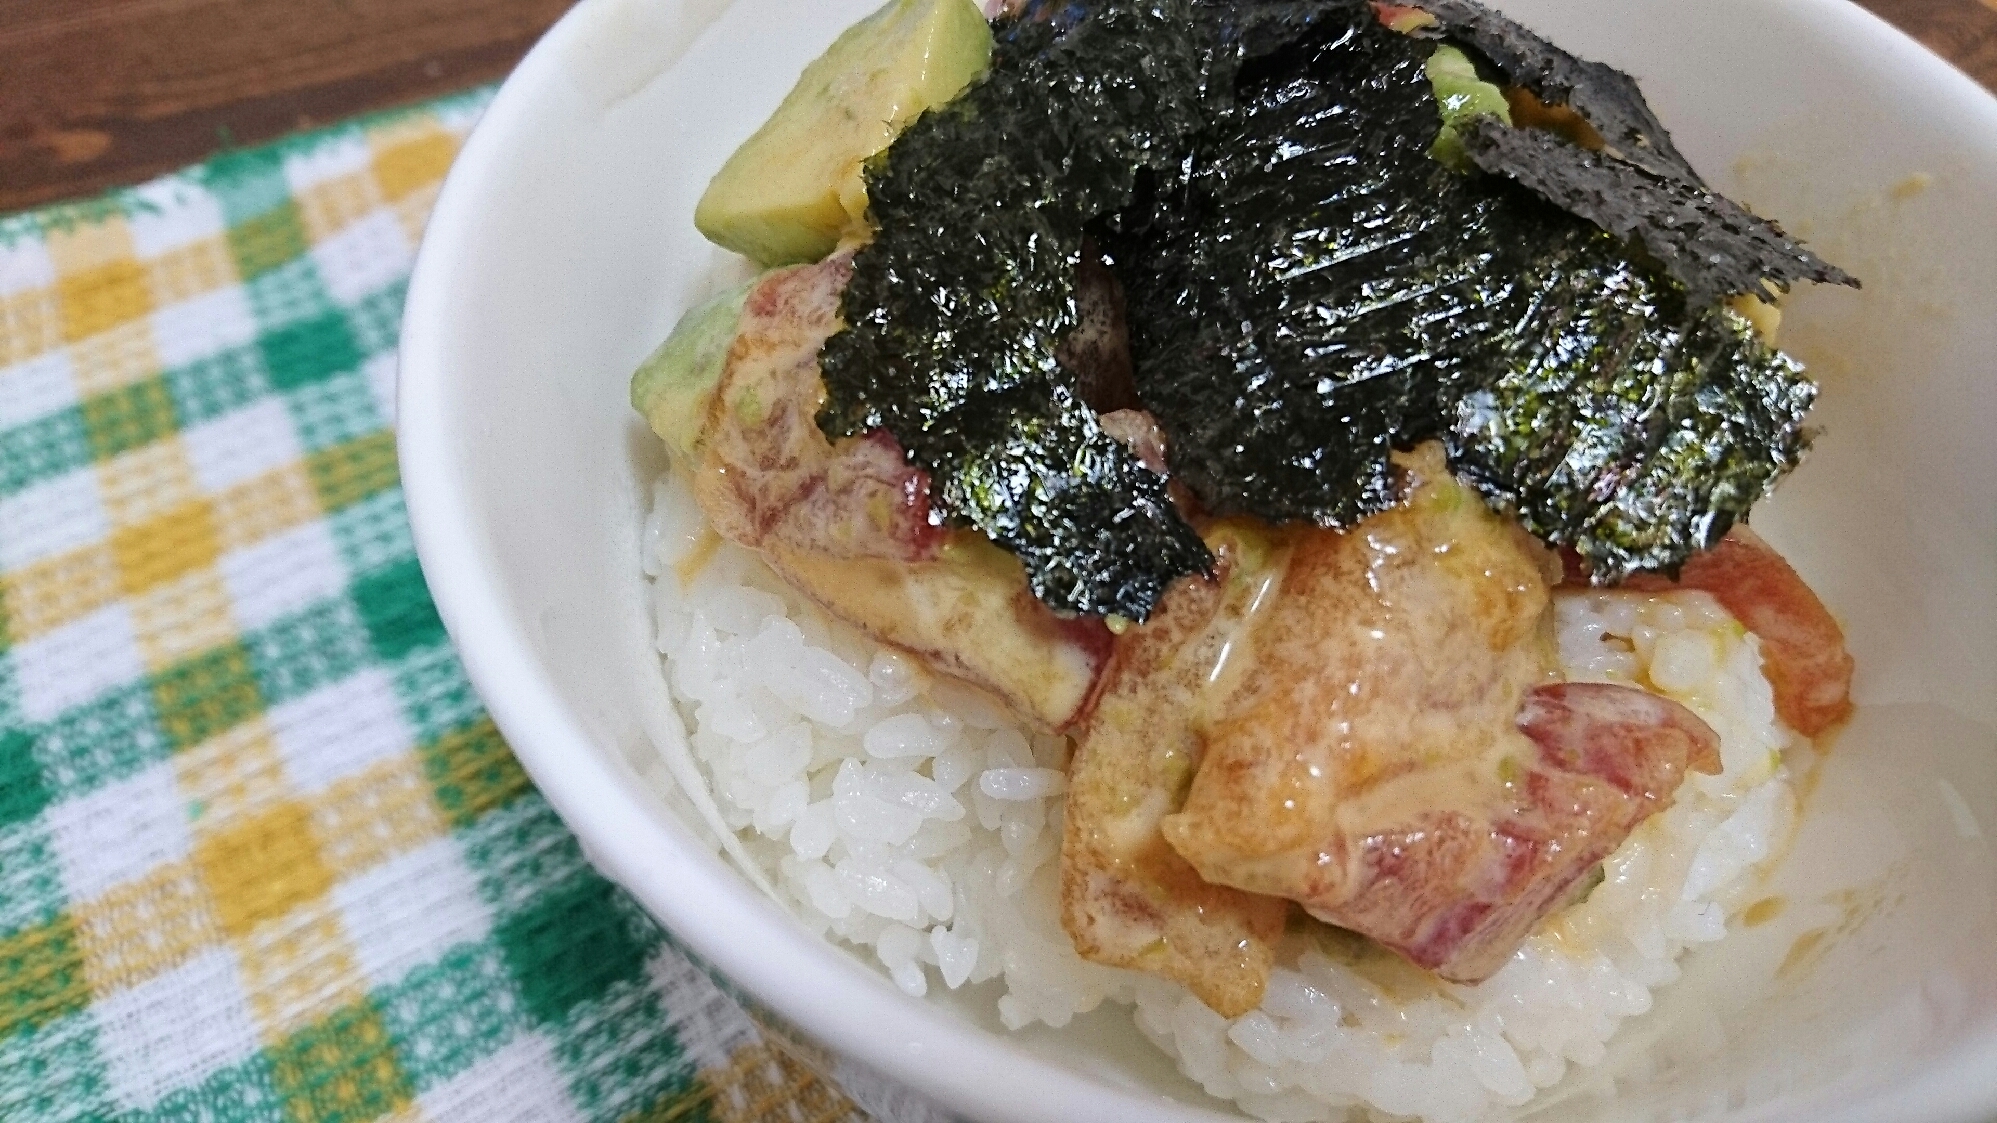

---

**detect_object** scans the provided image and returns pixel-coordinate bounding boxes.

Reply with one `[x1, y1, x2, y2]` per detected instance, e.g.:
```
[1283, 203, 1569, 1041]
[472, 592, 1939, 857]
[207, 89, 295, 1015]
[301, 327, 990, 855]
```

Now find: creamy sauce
[1198, 527, 1290, 698]
[1775, 883, 1891, 981]
[673, 527, 724, 587]
[1743, 896, 1787, 928]
[1142, 445, 1722, 985]
[771, 540, 1104, 730]
[1059, 528, 1295, 1016]
[1303, 918, 1459, 1006]
[1164, 445, 1560, 888]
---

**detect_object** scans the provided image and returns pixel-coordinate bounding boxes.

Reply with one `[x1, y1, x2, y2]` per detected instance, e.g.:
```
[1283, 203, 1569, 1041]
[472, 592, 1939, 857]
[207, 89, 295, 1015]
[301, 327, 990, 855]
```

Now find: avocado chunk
[1425, 44, 1511, 169]
[694, 0, 991, 266]
[631, 279, 755, 460]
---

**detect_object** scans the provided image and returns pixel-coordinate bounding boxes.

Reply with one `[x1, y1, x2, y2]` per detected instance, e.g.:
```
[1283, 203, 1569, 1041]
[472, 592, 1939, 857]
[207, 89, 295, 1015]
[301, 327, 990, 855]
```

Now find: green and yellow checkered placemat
[0, 90, 887, 1123]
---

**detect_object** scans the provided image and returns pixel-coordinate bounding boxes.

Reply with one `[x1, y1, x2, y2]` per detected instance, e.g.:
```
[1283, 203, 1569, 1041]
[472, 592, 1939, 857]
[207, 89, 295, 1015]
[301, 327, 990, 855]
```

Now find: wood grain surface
[2, 0, 1994, 214]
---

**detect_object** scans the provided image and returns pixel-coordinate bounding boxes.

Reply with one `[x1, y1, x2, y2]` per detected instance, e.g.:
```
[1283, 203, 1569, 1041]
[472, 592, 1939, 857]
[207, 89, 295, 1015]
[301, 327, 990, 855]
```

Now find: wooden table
[2, 0, 1994, 214]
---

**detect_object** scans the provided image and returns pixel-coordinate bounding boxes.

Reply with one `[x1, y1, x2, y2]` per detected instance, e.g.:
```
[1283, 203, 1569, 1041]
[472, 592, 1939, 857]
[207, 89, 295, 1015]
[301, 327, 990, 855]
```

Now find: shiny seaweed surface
[818, 0, 1836, 613]
[1411, 0, 1704, 183]
[1409, 0, 1855, 303]
[1117, 2, 1818, 580]
[1457, 120, 1856, 306]
[817, 0, 1214, 621]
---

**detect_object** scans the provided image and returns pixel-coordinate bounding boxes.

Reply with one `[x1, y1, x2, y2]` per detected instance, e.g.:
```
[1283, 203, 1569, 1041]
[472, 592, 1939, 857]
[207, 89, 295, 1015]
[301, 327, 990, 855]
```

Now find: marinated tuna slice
[1341, 681, 1722, 980]
[693, 255, 941, 563]
[1058, 241, 1142, 415]
[766, 542, 1113, 733]
[1626, 526, 1854, 736]
[1096, 408, 1169, 478]
[692, 257, 1112, 730]
[1161, 444, 1721, 983]
[1061, 528, 1291, 1017]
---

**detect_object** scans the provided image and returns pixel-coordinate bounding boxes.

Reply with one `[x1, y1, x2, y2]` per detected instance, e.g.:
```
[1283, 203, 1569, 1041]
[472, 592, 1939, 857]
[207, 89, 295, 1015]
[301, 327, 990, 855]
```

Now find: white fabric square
[332, 836, 493, 990]
[417, 1034, 582, 1123]
[0, 237, 56, 298]
[14, 604, 146, 722]
[181, 399, 301, 494]
[311, 211, 412, 306]
[123, 178, 228, 258]
[149, 285, 259, 370]
[267, 669, 413, 791]
[362, 351, 397, 425]
[282, 133, 374, 195]
[92, 946, 261, 1112]
[218, 521, 346, 632]
[0, 467, 109, 571]
[44, 760, 192, 903]
[0, 350, 79, 428]
[648, 949, 755, 1071]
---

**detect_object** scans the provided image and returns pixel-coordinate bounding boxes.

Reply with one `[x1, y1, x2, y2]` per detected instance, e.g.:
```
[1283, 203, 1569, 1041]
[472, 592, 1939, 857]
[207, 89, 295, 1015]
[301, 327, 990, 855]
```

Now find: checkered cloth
[0, 90, 891, 1123]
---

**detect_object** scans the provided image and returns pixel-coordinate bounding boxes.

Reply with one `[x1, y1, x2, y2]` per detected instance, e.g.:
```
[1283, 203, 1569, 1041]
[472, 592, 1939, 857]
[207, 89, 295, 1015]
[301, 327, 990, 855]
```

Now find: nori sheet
[816, 0, 1215, 620]
[1114, 1, 1818, 580]
[1411, 0, 1855, 303]
[818, 0, 1834, 611]
[1456, 119, 1856, 305]
[1409, 0, 1703, 184]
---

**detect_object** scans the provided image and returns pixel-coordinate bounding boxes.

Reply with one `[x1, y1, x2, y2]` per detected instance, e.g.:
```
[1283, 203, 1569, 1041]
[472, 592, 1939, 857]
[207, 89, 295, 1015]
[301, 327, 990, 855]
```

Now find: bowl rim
[397, 1, 1997, 1120]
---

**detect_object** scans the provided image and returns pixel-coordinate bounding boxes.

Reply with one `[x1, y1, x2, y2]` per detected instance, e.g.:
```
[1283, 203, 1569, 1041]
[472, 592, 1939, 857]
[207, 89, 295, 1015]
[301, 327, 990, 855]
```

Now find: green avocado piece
[694, 0, 992, 266]
[631, 279, 755, 461]
[1425, 44, 1510, 169]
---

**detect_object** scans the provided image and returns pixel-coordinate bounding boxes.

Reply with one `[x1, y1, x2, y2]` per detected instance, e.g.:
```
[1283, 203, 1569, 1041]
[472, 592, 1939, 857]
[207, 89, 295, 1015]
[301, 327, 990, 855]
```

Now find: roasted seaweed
[1115, 1, 1818, 580]
[818, 0, 1840, 610]
[1409, 0, 1703, 184]
[1445, 278, 1816, 575]
[1106, 11, 1489, 528]
[1408, 0, 1855, 302]
[1456, 119, 1856, 305]
[817, 0, 1216, 620]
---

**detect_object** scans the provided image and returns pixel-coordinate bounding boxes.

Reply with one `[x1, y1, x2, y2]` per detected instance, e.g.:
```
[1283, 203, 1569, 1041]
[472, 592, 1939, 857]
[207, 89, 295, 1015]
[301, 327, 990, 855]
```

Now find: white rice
[640, 469, 1803, 1123]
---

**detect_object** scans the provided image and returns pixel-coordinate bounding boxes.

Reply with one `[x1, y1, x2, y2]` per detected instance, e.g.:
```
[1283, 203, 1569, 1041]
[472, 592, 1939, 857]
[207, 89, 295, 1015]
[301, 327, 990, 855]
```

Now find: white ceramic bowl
[398, 2, 1997, 1120]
